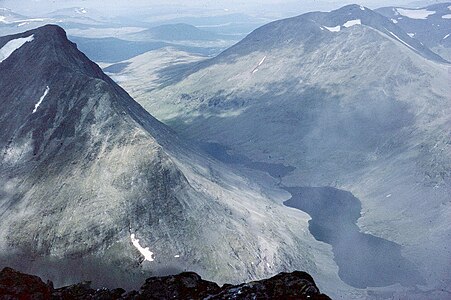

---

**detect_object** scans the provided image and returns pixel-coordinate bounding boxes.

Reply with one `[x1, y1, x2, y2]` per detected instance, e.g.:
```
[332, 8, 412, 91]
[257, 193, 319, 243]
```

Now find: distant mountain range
[0, 8, 242, 62]
[127, 23, 237, 42]
[68, 36, 221, 63]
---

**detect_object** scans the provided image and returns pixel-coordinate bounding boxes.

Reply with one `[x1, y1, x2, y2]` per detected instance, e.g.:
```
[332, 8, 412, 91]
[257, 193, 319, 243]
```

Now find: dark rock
[51, 281, 95, 299]
[0, 267, 52, 300]
[136, 272, 221, 299]
[0, 268, 330, 300]
[210, 271, 330, 300]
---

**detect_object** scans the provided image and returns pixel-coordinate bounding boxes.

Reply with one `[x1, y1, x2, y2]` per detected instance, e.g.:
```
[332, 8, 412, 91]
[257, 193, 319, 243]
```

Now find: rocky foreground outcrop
[0, 267, 330, 299]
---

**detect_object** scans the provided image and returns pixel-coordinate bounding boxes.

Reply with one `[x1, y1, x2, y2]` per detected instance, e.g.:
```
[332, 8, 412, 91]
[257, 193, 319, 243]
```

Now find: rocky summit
[0, 267, 330, 300]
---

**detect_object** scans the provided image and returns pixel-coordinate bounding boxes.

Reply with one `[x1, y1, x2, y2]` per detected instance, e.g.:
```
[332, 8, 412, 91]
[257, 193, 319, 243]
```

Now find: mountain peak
[1, 24, 68, 45]
[1, 24, 107, 83]
[0, 25, 125, 160]
[213, 4, 447, 63]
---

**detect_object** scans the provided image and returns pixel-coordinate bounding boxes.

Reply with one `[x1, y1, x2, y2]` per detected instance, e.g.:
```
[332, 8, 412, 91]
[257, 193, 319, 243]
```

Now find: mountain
[102, 47, 206, 94]
[0, 7, 49, 32]
[0, 25, 343, 294]
[115, 4, 451, 297]
[376, 2, 451, 61]
[0, 7, 27, 24]
[46, 7, 96, 19]
[68, 36, 219, 63]
[128, 23, 236, 42]
[124, 23, 239, 54]
[0, 6, 141, 39]
[140, 13, 269, 37]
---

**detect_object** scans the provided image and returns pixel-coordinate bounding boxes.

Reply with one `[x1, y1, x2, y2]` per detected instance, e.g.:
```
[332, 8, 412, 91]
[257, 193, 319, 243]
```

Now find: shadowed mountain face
[118, 4, 451, 295]
[0, 25, 338, 291]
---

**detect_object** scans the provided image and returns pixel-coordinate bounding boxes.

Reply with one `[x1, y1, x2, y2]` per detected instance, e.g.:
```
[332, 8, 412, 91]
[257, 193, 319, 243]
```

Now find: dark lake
[201, 142, 423, 288]
[283, 186, 424, 288]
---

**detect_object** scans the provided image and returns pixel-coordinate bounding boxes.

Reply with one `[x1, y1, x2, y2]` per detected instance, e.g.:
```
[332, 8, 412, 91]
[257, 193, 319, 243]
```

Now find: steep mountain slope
[121, 4, 451, 296]
[376, 2, 451, 61]
[102, 47, 206, 97]
[0, 25, 344, 294]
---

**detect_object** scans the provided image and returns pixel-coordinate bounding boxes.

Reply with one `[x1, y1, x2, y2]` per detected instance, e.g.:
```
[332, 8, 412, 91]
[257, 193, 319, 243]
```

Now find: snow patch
[0, 34, 34, 64]
[443, 33, 450, 40]
[324, 25, 340, 32]
[174, 255, 180, 258]
[388, 31, 417, 52]
[252, 55, 266, 74]
[442, 14, 451, 19]
[343, 19, 361, 28]
[32, 86, 50, 114]
[0, 16, 7, 24]
[391, 19, 398, 24]
[396, 8, 435, 19]
[386, 194, 392, 198]
[407, 33, 415, 37]
[130, 233, 154, 261]
[359, 6, 365, 11]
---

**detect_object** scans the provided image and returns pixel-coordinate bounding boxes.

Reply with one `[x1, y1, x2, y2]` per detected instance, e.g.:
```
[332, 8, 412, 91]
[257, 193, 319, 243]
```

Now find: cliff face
[0, 267, 331, 300]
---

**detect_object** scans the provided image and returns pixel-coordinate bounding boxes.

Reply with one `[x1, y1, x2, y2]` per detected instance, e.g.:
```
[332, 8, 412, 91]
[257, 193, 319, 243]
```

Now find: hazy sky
[0, 0, 440, 18]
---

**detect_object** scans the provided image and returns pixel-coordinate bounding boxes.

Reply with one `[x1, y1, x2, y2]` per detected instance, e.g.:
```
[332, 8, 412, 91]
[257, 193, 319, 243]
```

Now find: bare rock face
[136, 272, 221, 299]
[210, 271, 330, 300]
[0, 267, 331, 300]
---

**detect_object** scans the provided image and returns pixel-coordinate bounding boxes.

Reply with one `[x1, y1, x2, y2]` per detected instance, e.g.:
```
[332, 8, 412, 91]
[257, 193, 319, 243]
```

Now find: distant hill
[376, 2, 451, 60]
[69, 36, 221, 63]
[128, 23, 236, 42]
